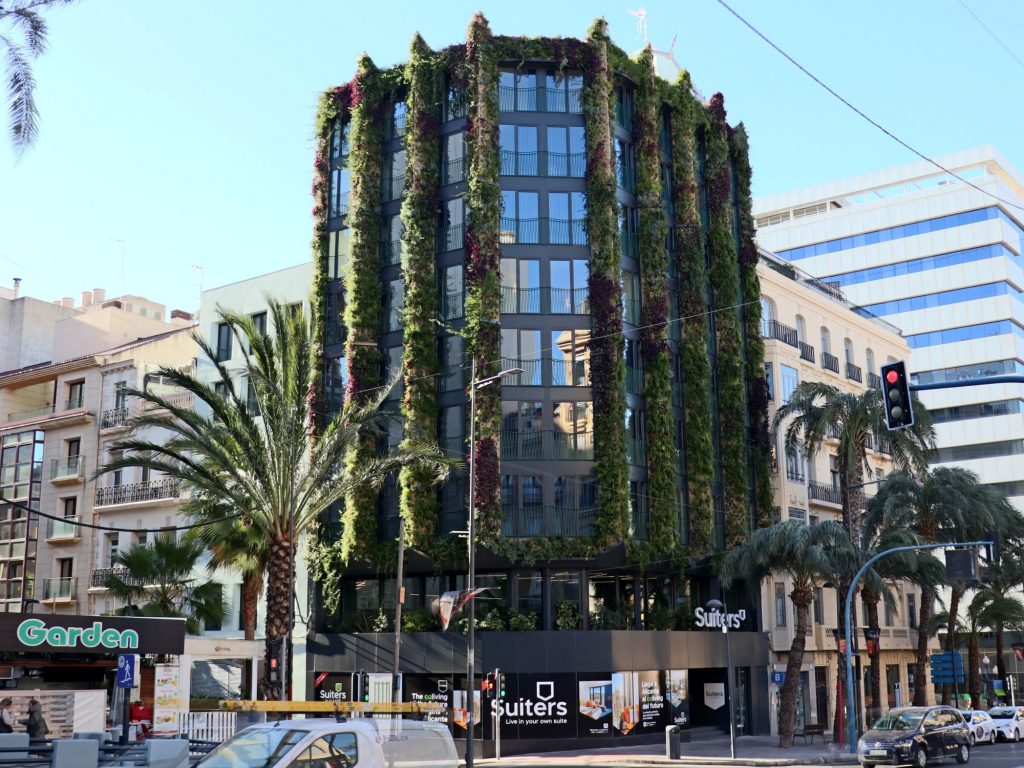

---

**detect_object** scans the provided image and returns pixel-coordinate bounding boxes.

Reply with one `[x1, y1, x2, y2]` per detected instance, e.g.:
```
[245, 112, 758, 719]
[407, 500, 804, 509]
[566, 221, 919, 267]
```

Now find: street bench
[794, 723, 827, 744]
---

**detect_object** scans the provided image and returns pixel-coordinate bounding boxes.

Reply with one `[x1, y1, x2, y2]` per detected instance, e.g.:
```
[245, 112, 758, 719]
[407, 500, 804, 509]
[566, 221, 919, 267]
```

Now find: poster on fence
[153, 663, 182, 736]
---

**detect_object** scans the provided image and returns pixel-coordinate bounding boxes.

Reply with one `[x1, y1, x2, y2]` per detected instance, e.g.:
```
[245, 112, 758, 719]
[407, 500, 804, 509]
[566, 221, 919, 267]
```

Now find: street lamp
[465, 361, 522, 768]
[705, 599, 737, 759]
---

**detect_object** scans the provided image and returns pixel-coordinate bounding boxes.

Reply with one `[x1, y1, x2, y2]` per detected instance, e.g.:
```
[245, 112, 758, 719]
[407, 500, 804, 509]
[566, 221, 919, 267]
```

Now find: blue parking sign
[771, 670, 785, 685]
[116, 654, 136, 689]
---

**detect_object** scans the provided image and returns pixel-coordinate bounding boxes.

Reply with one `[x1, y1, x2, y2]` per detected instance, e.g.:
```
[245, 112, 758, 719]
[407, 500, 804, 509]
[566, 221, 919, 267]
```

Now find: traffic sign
[116, 654, 136, 689]
[930, 651, 964, 684]
[771, 670, 785, 685]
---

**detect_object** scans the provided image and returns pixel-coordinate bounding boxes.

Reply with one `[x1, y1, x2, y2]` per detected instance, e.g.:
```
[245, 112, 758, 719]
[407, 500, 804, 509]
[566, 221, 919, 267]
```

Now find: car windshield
[197, 728, 305, 768]
[871, 712, 924, 731]
[989, 708, 1016, 718]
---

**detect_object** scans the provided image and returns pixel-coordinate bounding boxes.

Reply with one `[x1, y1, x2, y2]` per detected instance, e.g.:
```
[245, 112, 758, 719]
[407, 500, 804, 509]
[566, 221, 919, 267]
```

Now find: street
[948, 740, 1024, 768]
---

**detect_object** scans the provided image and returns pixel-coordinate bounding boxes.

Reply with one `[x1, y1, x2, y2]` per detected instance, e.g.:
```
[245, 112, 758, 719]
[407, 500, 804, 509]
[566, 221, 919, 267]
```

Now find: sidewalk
[474, 735, 858, 767]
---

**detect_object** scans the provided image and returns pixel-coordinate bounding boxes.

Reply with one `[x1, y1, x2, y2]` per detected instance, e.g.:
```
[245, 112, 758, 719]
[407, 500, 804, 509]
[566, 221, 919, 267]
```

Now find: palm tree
[976, 582, 1024, 691]
[97, 300, 451, 697]
[105, 536, 224, 635]
[934, 594, 988, 709]
[720, 520, 854, 747]
[1, 0, 75, 156]
[867, 467, 1019, 704]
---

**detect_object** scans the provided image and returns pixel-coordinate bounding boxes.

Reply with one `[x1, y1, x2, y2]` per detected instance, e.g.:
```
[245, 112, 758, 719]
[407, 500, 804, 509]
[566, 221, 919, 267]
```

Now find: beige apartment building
[0, 327, 195, 616]
[758, 249, 939, 735]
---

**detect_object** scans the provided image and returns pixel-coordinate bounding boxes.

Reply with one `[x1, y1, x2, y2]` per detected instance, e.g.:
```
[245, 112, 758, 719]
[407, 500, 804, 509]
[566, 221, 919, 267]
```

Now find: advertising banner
[153, 663, 181, 736]
[312, 671, 354, 703]
[665, 670, 689, 727]
[493, 673, 576, 741]
[403, 674, 453, 727]
[637, 670, 667, 733]
[0, 614, 185, 655]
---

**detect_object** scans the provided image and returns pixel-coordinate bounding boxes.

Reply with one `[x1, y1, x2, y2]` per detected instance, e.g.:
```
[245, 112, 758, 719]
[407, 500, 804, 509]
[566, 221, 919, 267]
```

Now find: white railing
[179, 711, 237, 742]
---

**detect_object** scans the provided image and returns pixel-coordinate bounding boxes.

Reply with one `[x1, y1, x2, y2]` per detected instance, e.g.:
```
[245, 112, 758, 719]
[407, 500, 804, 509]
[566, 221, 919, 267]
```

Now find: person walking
[20, 698, 47, 739]
[0, 698, 13, 734]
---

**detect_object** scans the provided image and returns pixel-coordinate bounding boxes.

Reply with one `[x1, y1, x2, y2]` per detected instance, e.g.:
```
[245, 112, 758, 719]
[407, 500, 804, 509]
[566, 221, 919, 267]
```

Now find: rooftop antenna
[627, 7, 648, 43]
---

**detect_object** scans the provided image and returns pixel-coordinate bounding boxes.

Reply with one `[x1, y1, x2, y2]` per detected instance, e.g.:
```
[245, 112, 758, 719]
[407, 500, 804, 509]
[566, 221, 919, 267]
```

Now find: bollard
[53, 738, 99, 768]
[0, 733, 29, 761]
[146, 738, 189, 768]
[665, 725, 681, 759]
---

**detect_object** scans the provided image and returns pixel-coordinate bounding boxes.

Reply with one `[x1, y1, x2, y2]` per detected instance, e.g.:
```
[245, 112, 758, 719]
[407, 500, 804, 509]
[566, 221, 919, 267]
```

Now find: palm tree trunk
[833, 583, 851, 741]
[914, 589, 933, 705]
[861, 586, 882, 720]
[263, 536, 293, 700]
[996, 623, 1006, 684]
[241, 570, 263, 642]
[779, 588, 812, 748]
[969, 636, 981, 708]
[941, 585, 962, 704]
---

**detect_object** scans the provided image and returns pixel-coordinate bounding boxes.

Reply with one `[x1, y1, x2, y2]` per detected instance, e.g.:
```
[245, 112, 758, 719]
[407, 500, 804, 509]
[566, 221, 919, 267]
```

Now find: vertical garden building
[308, 15, 773, 749]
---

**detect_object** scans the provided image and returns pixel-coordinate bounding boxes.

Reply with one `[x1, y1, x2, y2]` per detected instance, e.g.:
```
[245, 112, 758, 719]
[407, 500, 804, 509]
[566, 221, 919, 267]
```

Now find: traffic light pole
[494, 667, 501, 760]
[844, 541, 990, 751]
[909, 375, 1024, 392]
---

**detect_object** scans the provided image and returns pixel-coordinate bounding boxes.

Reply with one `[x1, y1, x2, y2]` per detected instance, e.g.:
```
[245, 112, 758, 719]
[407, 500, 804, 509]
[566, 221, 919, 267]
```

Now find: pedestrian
[0, 698, 13, 734]
[19, 698, 47, 739]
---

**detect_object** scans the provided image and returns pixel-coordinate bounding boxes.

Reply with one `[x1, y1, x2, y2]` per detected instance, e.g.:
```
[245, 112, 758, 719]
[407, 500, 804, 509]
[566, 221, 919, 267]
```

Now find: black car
[857, 706, 970, 767]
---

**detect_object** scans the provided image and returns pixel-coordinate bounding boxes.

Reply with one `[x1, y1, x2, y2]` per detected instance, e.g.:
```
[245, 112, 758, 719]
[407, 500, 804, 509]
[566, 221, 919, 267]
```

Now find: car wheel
[956, 743, 970, 764]
[969, 732, 976, 746]
[1015, 728, 1021, 743]
[991, 729, 997, 745]
[913, 746, 928, 768]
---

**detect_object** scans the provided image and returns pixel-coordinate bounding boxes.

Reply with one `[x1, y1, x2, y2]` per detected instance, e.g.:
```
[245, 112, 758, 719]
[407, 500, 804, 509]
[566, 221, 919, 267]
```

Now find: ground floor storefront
[306, 629, 772, 755]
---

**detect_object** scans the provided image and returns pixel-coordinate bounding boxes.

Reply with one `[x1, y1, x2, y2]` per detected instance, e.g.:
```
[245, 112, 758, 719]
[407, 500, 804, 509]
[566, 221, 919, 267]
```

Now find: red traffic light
[885, 370, 899, 384]
[270, 659, 278, 668]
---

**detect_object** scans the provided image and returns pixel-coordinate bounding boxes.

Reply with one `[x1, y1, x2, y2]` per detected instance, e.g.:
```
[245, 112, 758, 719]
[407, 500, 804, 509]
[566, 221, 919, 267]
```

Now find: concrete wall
[0, 296, 80, 371]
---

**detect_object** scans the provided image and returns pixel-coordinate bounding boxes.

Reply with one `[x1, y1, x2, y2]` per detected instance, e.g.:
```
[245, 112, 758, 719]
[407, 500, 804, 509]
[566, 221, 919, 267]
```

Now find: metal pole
[282, 407, 297, 703]
[466, 358, 477, 768]
[495, 667, 501, 760]
[724, 620, 736, 759]
[393, 516, 406, 705]
[844, 540, 989, 750]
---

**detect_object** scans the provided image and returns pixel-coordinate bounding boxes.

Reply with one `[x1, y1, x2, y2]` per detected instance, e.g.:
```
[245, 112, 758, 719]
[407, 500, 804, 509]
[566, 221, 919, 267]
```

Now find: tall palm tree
[720, 520, 854, 747]
[105, 536, 224, 635]
[1, 0, 75, 156]
[976, 583, 1024, 691]
[97, 300, 450, 697]
[867, 467, 1018, 704]
[934, 594, 988, 709]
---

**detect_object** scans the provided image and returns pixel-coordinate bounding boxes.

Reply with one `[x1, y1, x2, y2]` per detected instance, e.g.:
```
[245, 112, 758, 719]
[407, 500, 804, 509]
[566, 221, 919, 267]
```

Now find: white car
[960, 709, 998, 745]
[987, 705, 1024, 742]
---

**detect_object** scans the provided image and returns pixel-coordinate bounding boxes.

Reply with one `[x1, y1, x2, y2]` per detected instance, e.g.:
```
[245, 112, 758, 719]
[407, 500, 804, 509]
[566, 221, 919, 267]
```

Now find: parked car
[959, 710, 997, 745]
[986, 705, 1024, 741]
[196, 718, 458, 768]
[857, 706, 970, 767]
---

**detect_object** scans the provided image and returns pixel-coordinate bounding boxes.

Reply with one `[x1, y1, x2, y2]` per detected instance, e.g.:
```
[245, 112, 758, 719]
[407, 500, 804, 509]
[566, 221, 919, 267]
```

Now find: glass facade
[857, 281, 1022, 317]
[906, 319, 1024, 349]
[824, 243, 1019, 288]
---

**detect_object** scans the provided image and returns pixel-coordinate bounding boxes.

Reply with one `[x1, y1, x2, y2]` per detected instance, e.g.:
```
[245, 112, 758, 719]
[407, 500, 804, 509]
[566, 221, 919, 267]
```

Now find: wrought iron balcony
[497, 85, 582, 114]
[822, 351, 840, 374]
[437, 223, 465, 253]
[444, 156, 466, 185]
[501, 505, 597, 538]
[785, 467, 805, 484]
[846, 363, 863, 383]
[808, 482, 842, 506]
[501, 430, 594, 462]
[50, 455, 84, 481]
[799, 342, 815, 363]
[868, 372, 882, 390]
[143, 391, 194, 412]
[498, 217, 587, 246]
[95, 478, 182, 507]
[91, 568, 145, 588]
[499, 150, 586, 178]
[761, 320, 799, 347]
[100, 407, 129, 429]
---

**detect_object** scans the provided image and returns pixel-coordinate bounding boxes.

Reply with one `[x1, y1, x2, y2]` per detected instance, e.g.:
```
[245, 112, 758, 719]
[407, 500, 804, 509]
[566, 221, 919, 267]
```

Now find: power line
[956, 0, 1024, 73]
[0, 494, 246, 533]
[714, 0, 1024, 217]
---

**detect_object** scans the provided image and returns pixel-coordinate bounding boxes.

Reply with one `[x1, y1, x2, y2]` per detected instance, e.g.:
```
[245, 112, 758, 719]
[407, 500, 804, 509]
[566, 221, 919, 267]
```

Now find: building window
[388, 101, 407, 140]
[780, 364, 798, 403]
[498, 69, 537, 111]
[62, 497, 76, 519]
[499, 124, 538, 176]
[547, 191, 587, 245]
[67, 380, 84, 409]
[500, 258, 540, 313]
[774, 582, 787, 627]
[500, 190, 539, 244]
[245, 378, 260, 416]
[442, 265, 464, 320]
[785, 444, 805, 484]
[216, 322, 232, 361]
[517, 570, 543, 615]
[907, 593, 917, 628]
[107, 534, 119, 568]
[545, 72, 583, 113]
[444, 132, 466, 184]
[765, 363, 774, 401]
[249, 311, 267, 351]
[384, 279, 404, 333]
[441, 197, 465, 252]
[813, 586, 824, 626]
[550, 259, 589, 314]
[500, 329, 543, 385]
[550, 329, 590, 386]
[615, 138, 636, 192]
[383, 347, 402, 401]
[546, 126, 585, 177]
[622, 271, 641, 325]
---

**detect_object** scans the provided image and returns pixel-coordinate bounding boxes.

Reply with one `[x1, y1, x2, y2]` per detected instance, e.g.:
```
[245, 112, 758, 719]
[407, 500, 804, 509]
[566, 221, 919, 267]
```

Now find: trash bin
[665, 725, 681, 759]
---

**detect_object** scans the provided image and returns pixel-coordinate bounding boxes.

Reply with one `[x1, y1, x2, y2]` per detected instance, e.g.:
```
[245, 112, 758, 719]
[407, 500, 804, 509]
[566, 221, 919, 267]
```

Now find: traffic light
[880, 361, 914, 431]
[359, 671, 370, 702]
[482, 673, 495, 698]
[268, 637, 285, 686]
[498, 672, 507, 699]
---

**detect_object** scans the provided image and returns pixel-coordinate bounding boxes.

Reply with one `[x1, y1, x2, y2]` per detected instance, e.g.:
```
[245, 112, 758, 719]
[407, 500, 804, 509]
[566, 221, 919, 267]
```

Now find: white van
[195, 718, 458, 768]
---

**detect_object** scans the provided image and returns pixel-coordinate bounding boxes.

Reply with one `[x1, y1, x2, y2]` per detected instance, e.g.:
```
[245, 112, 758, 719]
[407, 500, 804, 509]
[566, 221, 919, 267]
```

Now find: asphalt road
[874, 739, 1024, 768]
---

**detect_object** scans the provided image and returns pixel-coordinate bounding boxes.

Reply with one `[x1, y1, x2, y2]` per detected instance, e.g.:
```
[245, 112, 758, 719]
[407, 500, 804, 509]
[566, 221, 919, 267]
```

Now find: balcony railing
[45, 516, 80, 540]
[501, 505, 596, 538]
[799, 341, 815, 363]
[623, 297, 641, 326]
[869, 435, 893, 455]
[95, 478, 182, 507]
[91, 568, 145, 588]
[143, 391, 195, 411]
[499, 150, 586, 178]
[50, 455, 84, 480]
[7, 404, 54, 422]
[64, 396, 84, 410]
[444, 157, 466, 185]
[382, 174, 405, 202]
[440, 435, 465, 459]
[846, 363, 863, 383]
[42, 577, 77, 601]
[630, 506, 649, 540]
[822, 351, 840, 374]
[441, 291, 464, 321]
[329, 191, 350, 220]
[437, 223, 465, 253]
[868, 372, 882, 389]
[500, 286, 589, 315]
[498, 217, 587, 246]
[498, 358, 544, 387]
[785, 467, 805, 483]
[100, 407, 129, 429]
[761, 320, 799, 347]
[380, 239, 403, 267]
[497, 86, 583, 114]
[827, 424, 842, 440]
[808, 482, 842, 506]
[438, 364, 467, 393]
[626, 367, 643, 395]
[626, 436, 645, 466]
[620, 231, 639, 260]
[492, 357, 589, 388]
[501, 430, 594, 461]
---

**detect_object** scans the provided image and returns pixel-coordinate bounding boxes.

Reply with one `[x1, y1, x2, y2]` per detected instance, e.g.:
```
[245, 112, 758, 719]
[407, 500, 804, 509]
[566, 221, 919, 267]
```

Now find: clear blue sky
[2, 0, 1022, 315]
